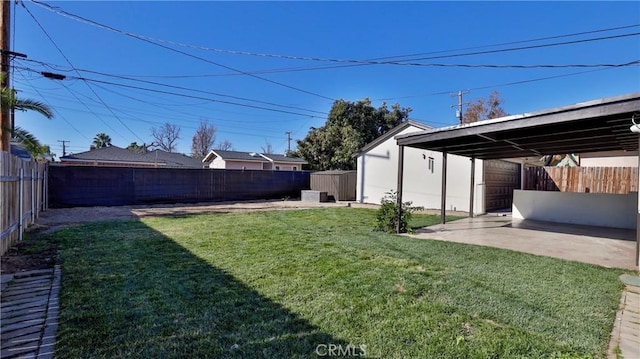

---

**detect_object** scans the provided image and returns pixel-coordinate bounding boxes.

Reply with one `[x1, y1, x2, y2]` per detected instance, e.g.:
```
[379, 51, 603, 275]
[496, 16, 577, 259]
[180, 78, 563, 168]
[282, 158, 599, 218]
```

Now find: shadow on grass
[55, 220, 348, 358]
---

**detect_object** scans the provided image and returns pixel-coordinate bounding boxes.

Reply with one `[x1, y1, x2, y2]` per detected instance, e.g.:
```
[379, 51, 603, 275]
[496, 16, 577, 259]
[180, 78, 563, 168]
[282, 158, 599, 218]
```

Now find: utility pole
[1, 0, 10, 151]
[58, 140, 69, 157]
[285, 131, 292, 154]
[450, 90, 470, 124]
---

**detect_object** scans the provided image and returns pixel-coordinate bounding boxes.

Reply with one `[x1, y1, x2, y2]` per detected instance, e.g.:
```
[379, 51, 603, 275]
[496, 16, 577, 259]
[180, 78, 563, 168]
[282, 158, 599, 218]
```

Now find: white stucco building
[356, 121, 488, 213]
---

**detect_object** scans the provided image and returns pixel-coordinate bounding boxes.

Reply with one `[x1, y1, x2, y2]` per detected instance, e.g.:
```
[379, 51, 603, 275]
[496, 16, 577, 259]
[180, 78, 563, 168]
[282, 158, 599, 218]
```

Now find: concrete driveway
[408, 214, 637, 269]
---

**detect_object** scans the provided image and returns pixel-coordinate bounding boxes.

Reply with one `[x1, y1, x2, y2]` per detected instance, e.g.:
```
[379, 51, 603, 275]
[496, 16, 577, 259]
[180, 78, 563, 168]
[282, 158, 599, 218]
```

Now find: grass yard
[51, 208, 626, 358]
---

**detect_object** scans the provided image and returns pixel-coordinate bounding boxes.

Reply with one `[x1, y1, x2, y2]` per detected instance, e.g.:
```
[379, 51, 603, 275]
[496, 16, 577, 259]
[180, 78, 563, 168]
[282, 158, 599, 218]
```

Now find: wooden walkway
[1, 266, 60, 359]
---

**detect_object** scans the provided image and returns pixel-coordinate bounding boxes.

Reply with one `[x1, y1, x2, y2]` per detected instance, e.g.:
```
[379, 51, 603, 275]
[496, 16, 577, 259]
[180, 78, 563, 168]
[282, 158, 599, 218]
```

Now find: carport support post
[469, 157, 475, 218]
[396, 145, 405, 234]
[637, 136, 640, 268]
[441, 152, 447, 224]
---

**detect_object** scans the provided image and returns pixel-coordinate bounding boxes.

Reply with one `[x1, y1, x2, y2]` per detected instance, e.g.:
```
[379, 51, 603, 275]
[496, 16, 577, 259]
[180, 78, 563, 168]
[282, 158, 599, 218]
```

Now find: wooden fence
[0, 152, 47, 256]
[524, 166, 638, 194]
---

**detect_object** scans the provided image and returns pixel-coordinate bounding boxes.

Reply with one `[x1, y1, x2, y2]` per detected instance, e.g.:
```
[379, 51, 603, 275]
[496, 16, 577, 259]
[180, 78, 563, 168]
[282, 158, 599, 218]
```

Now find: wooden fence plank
[0, 152, 47, 256]
[524, 166, 638, 194]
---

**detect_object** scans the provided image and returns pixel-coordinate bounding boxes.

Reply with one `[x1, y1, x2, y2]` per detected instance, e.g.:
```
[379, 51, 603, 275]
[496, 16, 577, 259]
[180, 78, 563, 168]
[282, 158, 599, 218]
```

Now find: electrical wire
[17, 58, 327, 115]
[14, 64, 327, 119]
[26, 0, 640, 68]
[21, 2, 143, 142]
[28, 0, 335, 101]
[16, 73, 90, 140]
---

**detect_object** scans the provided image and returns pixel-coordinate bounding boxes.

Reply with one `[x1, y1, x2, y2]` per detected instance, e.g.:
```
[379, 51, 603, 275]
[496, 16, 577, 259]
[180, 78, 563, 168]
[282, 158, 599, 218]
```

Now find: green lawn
[51, 208, 626, 358]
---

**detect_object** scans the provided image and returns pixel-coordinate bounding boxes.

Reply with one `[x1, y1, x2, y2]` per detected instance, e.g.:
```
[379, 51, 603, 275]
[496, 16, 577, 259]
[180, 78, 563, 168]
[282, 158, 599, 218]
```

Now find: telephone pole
[58, 140, 69, 157]
[1, 0, 10, 151]
[285, 131, 292, 154]
[450, 90, 470, 124]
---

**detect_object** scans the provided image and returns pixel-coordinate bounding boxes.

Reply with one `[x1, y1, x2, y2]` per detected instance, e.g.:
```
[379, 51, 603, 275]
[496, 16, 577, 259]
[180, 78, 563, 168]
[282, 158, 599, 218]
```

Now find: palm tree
[93, 133, 112, 148]
[1, 82, 54, 158]
[1, 86, 53, 119]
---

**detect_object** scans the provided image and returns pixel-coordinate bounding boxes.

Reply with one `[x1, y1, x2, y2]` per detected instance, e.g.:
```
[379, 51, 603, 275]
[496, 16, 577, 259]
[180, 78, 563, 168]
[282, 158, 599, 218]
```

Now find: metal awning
[396, 93, 640, 159]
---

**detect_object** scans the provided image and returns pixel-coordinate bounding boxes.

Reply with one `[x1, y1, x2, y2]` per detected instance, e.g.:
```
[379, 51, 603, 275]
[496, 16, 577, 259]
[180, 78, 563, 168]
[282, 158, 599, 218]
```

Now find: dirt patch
[1, 226, 59, 274]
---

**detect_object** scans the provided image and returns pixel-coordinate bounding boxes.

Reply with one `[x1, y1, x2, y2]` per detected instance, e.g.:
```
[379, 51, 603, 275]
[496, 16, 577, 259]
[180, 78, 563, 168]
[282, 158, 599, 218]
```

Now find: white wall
[272, 162, 302, 171]
[208, 159, 263, 170]
[580, 150, 639, 167]
[357, 126, 485, 213]
[512, 190, 637, 229]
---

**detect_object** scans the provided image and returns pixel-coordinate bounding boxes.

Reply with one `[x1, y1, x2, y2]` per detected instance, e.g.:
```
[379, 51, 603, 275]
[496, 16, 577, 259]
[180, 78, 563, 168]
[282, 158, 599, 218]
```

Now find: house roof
[202, 150, 306, 164]
[265, 153, 307, 164]
[356, 120, 432, 156]
[143, 150, 205, 168]
[203, 150, 268, 162]
[60, 146, 204, 168]
[10, 140, 33, 161]
[395, 93, 640, 160]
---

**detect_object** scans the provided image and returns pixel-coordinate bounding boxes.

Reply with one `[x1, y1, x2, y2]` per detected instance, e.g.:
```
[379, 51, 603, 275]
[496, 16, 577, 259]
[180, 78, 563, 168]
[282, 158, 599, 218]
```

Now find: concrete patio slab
[408, 215, 637, 269]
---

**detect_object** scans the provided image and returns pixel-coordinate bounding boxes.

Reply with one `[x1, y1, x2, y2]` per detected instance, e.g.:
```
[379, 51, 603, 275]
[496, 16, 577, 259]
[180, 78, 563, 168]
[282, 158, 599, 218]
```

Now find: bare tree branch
[151, 123, 181, 152]
[191, 120, 216, 158]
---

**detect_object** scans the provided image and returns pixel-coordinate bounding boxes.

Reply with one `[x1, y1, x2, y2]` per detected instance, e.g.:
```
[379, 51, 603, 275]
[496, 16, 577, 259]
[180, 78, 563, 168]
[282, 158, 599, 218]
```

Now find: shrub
[375, 190, 422, 233]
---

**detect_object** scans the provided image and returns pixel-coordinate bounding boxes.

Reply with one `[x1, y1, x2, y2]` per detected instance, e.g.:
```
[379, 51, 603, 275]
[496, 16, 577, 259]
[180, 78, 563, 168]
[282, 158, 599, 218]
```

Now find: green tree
[462, 91, 508, 123]
[127, 142, 149, 153]
[92, 133, 112, 148]
[1, 86, 54, 119]
[1, 80, 54, 159]
[296, 98, 411, 170]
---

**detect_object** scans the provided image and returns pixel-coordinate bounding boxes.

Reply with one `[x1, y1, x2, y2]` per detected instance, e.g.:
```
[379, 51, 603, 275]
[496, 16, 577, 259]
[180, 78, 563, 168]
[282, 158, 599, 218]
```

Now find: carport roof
[395, 93, 640, 160]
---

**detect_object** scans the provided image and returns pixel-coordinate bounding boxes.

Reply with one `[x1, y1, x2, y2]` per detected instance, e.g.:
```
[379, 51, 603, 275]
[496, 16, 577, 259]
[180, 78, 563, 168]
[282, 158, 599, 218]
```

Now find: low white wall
[512, 190, 637, 229]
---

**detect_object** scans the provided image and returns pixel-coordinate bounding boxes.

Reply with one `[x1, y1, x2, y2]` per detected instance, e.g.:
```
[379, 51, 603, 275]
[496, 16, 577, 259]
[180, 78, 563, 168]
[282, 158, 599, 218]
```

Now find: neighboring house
[578, 150, 639, 167]
[202, 150, 307, 171]
[59, 146, 205, 168]
[356, 120, 495, 213]
[10, 140, 32, 161]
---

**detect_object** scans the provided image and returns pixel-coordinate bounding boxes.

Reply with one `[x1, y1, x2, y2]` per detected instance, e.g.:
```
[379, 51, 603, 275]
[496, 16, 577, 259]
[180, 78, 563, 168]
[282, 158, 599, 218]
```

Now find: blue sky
[11, 1, 640, 157]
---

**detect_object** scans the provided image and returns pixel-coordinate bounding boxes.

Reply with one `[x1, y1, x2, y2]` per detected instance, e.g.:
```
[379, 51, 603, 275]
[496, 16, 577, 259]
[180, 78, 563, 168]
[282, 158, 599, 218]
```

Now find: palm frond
[12, 126, 44, 157]
[14, 98, 54, 119]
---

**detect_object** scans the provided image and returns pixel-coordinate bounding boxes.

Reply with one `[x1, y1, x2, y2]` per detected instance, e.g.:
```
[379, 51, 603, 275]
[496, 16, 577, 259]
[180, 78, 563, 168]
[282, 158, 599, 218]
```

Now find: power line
[17, 57, 327, 115]
[16, 72, 89, 140]
[27, 2, 640, 71]
[21, 2, 143, 143]
[15, 65, 327, 118]
[28, 0, 335, 101]
[29, 0, 638, 68]
[373, 65, 637, 102]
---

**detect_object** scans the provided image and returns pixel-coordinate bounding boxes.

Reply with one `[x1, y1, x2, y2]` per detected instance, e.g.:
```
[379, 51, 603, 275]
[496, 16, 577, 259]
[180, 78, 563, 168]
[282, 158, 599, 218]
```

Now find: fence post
[31, 167, 35, 223]
[18, 167, 23, 241]
[44, 163, 48, 210]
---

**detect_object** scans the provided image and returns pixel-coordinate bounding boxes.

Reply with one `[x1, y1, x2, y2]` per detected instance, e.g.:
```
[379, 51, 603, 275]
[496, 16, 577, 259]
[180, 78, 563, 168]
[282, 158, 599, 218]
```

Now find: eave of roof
[395, 93, 640, 160]
[356, 120, 432, 156]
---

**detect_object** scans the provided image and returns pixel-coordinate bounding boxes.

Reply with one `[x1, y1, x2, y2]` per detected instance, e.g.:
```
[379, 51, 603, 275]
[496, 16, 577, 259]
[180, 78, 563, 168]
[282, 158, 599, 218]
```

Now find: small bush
[375, 190, 422, 233]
